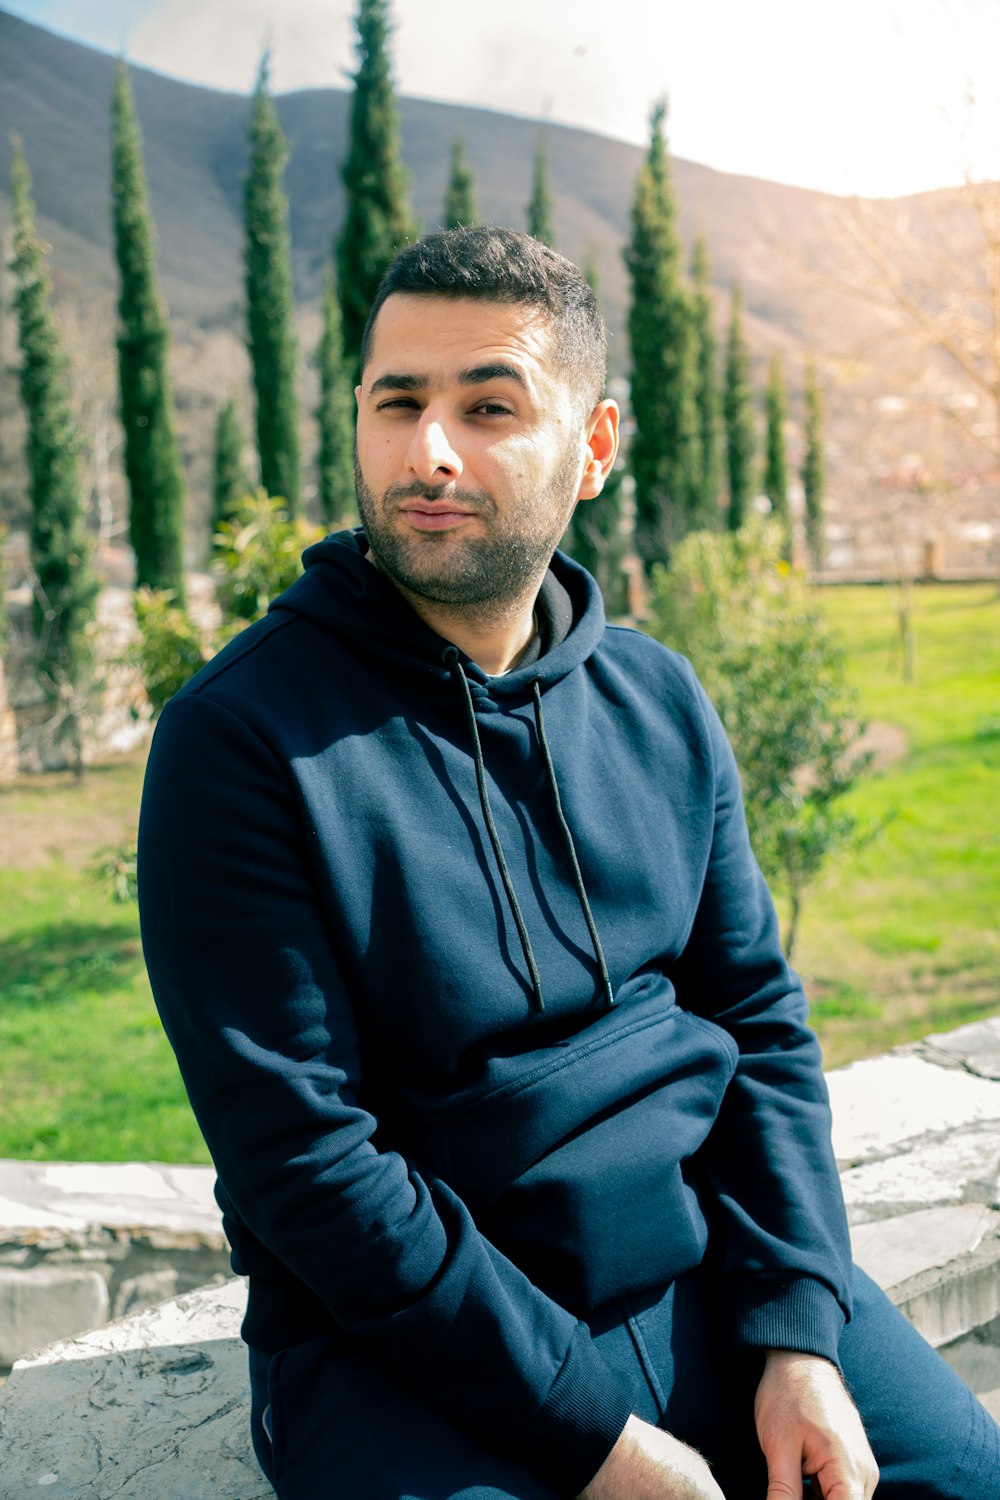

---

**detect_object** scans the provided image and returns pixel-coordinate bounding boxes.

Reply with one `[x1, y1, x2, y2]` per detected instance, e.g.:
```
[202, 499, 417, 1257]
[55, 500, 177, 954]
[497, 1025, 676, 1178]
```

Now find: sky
[7, 0, 1000, 197]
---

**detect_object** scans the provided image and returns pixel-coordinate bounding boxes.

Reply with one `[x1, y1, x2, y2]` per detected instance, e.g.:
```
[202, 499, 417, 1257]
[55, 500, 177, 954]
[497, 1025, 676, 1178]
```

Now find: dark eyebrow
[459, 362, 527, 390]
[368, 372, 427, 396]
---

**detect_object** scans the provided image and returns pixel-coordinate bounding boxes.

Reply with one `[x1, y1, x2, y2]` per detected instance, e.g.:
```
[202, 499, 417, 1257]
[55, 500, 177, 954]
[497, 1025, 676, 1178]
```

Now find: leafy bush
[212, 489, 322, 622]
[647, 519, 872, 957]
[131, 588, 210, 718]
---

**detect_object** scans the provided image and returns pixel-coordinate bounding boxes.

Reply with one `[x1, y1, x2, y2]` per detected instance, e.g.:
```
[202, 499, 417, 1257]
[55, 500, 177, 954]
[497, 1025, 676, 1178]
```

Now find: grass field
[0, 580, 997, 1159]
[0, 756, 209, 1163]
[785, 582, 1000, 1066]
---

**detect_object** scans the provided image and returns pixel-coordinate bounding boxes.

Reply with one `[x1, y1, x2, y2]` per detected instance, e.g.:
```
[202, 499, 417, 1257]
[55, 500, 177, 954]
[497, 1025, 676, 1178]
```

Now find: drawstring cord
[443, 647, 615, 1015]
[444, 647, 546, 1013]
[531, 681, 616, 1011]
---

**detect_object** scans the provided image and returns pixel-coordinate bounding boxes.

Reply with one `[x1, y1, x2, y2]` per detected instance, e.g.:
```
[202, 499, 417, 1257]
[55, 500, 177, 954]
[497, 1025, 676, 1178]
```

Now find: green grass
[0, 758, 209, 1163]
[787, 582, 1000, 1067]
[0, 581, 997, 1158]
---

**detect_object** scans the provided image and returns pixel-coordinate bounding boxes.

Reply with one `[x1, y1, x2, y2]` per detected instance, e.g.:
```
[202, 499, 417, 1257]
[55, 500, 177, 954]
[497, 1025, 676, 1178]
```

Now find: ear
[578, 399, 620, 500]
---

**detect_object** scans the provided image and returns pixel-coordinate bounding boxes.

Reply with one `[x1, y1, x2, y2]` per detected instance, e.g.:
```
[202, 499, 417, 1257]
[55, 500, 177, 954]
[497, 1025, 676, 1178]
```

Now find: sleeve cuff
[516, 1321, 637, 1497]
[727, 1272, 848, 1369]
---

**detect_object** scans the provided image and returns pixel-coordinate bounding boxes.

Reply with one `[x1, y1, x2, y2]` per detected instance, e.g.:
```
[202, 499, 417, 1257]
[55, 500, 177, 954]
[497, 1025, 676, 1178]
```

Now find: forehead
[364, 294, 560, 387]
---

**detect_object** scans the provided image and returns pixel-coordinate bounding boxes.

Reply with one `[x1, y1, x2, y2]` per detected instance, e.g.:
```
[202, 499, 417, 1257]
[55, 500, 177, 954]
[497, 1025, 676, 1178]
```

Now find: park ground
[0, 581, 997, 1162]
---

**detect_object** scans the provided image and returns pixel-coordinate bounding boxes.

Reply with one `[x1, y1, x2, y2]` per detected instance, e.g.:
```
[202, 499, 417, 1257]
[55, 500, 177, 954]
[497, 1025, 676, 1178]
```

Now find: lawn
[0, 580, 997, 1158]
[0, 755, 209, 1163]
[787, 582, 1000, 1067]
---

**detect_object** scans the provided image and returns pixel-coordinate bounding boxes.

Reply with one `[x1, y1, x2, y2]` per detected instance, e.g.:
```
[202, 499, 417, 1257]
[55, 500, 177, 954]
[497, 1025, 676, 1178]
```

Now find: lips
[399, 504, 475, 531]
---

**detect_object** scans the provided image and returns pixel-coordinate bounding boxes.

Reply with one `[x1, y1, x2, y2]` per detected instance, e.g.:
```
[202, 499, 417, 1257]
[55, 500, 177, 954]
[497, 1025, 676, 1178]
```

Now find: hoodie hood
[269, 527, 606, 700]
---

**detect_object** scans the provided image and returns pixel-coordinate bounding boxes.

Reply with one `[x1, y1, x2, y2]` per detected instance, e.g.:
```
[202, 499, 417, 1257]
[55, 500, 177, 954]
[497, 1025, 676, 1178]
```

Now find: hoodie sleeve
[138, 690, 634, 1496]
[671, 672, 853, 1366]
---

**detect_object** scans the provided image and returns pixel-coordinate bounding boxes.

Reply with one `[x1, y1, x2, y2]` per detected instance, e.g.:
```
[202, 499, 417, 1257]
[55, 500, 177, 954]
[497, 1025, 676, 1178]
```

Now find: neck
[366, 553, 541, 674]
[417, 599, 539, 675]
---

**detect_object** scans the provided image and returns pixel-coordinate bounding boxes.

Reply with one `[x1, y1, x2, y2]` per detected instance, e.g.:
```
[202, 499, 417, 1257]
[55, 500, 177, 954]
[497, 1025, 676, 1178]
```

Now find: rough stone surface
[942, 1314, 1000, 1422]
[852, 1205, 1000, 1346]
[828, 1054, 1000, 1166]
[851, 1204, 1000, 1289]
[0, 1159, 223, 1241]
[0, 1280, 269, 1500]
[840, 1124, 1000, 1224]
[911, 1017, 1000, 1082]
[0, 1266, 110, 1370]
[0, 1160, 230, 1372]
[4, 1019, 1000, 1493]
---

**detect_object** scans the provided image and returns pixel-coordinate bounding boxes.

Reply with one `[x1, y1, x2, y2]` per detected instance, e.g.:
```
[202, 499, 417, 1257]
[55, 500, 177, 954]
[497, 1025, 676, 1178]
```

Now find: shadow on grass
[0, 920, 144, 1007]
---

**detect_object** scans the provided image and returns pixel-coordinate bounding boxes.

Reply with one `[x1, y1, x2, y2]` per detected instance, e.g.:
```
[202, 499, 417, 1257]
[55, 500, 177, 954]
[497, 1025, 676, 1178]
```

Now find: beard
[354, 447, 582, 616]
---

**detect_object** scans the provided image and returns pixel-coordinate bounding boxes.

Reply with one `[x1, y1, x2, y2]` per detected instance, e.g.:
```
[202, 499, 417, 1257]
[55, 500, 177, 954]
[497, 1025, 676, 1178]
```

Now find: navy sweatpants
[248, 1266, 1000, 1499]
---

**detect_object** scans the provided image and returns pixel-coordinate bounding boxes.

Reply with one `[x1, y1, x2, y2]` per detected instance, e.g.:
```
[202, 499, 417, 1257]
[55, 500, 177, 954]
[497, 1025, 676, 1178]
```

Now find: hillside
[0, 6, 997, 573]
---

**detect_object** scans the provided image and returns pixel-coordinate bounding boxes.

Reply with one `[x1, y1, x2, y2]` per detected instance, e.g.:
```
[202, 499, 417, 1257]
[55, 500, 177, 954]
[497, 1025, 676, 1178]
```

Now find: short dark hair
[359, 227, 608, 413]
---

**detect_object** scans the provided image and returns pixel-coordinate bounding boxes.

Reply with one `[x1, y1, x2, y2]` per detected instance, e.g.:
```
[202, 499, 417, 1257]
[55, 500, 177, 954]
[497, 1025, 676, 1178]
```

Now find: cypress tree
[443, 136, 477, 229]
[338, 0, 416, 369]
[624, 102, 702, 571]
[723, 285, 756, 532]
[763, 355, 790, 553]
[111, 60, 186, 601]
[802, 359, 825, 571]
[316, 261, 357, 528]
[10, 136, 99, 770]
[526, 137, 555, 247]
[245, 55, 301, 513]
[690, 236, 721, 526]
[210, 398, 249, 541]
[560, 256, 626, 611]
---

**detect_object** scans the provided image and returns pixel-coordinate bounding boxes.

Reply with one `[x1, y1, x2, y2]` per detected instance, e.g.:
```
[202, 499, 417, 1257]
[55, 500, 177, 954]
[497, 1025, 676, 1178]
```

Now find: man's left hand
[754, 1350, 879, 1500]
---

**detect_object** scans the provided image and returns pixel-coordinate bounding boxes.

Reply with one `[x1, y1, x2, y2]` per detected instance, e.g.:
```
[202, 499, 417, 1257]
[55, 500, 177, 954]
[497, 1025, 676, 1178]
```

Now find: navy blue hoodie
[138, 529, 852, 1495]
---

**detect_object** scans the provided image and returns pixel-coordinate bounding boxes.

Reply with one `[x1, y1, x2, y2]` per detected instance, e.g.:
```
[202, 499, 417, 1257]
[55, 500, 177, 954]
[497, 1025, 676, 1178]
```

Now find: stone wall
[0, 1161, 231, 1374]
[2, 1019, 1000, 1497]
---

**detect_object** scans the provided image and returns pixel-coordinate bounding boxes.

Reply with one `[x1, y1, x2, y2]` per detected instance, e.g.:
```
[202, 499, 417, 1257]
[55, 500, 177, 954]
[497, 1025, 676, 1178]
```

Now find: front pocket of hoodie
[411, 999, 739, 1314]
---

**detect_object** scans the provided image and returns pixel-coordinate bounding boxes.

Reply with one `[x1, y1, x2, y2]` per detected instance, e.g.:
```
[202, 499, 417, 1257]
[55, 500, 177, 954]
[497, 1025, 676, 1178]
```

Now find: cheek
[485, 434, 556, 489]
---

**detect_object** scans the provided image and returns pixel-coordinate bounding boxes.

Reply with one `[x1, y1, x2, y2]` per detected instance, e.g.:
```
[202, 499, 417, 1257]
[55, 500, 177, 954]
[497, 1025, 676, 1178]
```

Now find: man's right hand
[577, 1415, 727, 1500]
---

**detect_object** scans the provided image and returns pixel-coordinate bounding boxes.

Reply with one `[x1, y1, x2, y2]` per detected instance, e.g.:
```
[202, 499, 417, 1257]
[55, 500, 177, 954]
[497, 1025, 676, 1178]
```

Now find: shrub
[647, 519, 872, 957]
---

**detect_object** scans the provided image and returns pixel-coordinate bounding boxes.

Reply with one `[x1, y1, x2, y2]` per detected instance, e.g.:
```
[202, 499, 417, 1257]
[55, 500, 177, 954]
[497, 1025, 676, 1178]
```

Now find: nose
[406, 410, 463, 485]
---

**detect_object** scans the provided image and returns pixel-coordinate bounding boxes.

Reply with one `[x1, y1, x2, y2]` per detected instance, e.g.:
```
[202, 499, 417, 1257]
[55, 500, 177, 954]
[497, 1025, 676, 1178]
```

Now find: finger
[809, 1460, 871, 1500]
[765, 1452, 804, 1500]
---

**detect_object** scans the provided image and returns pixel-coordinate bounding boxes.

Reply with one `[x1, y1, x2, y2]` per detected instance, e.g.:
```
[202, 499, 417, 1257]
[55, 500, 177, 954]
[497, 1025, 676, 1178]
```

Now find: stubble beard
[354, 450, 582, 621]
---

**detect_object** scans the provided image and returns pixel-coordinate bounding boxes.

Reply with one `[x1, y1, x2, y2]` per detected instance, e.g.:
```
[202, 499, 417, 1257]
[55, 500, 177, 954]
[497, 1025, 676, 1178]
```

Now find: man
[138, 227, 997, 1500]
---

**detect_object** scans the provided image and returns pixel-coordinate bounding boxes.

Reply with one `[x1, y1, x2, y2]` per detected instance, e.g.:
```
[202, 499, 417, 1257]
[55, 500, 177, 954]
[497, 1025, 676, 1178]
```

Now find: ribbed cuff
[516, 1322, 637, 1497]
[728, 1272, 847, 1368]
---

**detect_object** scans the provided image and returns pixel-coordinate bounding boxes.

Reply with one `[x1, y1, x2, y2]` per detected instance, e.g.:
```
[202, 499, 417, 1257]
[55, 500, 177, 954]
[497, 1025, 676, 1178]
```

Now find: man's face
[354, 294, 597, 615]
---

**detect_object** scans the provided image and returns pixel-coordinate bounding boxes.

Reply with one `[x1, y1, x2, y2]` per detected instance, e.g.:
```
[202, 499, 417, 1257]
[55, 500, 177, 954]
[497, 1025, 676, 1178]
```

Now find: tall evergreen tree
[526, 137, 555, 246]
[723, 285, 756, 532]
[111, 60, 186, 601]
[443, 136, 477, 229]
[690, 236, 721, 525]
[763, 354, 790, 552]
[210, 398, 249, 541]
[10, 137, 99, 770]
[560, 257, 626, 611]
[802, 359, 826, 571]
[245, 55, 301, 513]
[624, 102, 702, 571]
[338, 0, 415, 369]
[316, 261, 357, 528]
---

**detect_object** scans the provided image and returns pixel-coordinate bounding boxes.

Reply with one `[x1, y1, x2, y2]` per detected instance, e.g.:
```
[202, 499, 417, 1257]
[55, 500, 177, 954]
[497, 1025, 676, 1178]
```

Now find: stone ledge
[0, 1160, 223, 1243]
[852, 1204, 1000, 1346]
[0, 1160, 230, 1372]
[0, 1280, 269, 1500]
[3, 1017, 1000, 1494]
